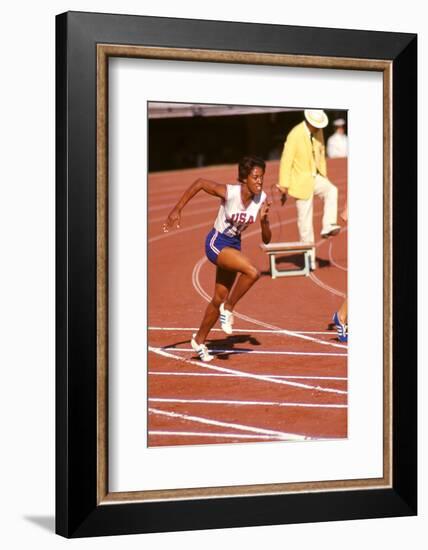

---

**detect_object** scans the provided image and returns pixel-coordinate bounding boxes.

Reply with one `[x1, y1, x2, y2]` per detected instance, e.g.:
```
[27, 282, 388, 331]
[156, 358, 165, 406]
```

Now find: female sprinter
[163, 156, 271, 362]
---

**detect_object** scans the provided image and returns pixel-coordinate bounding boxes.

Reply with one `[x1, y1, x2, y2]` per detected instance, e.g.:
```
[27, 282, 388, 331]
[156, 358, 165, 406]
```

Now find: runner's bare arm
[260, 201, 272, 244]
[163, 179, 227, 231]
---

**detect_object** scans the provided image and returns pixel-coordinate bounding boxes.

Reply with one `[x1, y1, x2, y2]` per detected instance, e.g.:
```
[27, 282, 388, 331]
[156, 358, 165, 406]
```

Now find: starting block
[260, 241, 314, 278]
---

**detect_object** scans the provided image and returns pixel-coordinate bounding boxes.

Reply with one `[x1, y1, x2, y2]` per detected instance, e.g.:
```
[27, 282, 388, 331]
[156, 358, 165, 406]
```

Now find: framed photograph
[56, 11, 417, 538]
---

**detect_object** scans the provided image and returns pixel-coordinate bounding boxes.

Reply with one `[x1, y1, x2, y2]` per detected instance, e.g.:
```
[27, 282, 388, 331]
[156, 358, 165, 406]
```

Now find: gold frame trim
[96, 44, 392, 504]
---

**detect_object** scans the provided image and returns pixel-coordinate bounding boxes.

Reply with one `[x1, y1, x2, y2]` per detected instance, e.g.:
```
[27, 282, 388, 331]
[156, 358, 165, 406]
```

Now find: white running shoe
[190, 334, 214, 362]
[219, 303, 234, 335]
[321, 224, 341, 239]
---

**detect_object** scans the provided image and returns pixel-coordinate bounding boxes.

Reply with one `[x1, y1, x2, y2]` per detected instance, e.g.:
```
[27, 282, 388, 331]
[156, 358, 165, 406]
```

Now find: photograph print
[147, 101, 348, 448]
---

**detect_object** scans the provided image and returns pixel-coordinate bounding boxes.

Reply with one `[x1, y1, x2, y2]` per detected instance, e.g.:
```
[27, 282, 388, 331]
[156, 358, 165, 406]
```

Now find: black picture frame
[56, 10, 417, 538]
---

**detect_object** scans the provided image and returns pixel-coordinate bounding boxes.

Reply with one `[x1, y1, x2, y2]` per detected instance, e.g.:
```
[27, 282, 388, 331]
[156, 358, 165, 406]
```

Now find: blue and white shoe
[333, 311, 348, 343]
[219, 303, 234, 335]
[190, 334, 214, 362]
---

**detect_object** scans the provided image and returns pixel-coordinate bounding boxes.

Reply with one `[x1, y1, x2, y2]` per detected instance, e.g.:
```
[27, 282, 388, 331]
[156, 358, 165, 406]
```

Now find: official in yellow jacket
[277, 110, 340, 270]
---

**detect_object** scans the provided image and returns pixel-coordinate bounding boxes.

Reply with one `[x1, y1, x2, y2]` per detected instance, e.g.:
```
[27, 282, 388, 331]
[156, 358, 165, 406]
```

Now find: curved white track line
[194, 246, 348, 342]
[149, 346, 347, 395]
[192, 257, 347, 350]
[328, 229, 348, 272]
[151, 184, 347, 342]
[304, 226, 347, 298]
[309, 272, 346, 298]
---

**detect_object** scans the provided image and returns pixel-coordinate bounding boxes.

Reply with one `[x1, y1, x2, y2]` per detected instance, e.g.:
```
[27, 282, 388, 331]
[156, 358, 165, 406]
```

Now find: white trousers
[295, 174, 338, 267]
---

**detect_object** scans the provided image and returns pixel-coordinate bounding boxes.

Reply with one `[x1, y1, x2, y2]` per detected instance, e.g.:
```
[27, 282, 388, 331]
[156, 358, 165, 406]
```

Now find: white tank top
[213, 184, 267, 238]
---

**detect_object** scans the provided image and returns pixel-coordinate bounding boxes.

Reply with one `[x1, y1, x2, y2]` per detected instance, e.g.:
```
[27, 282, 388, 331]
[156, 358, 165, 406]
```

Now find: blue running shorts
[205, 228, 241, 265]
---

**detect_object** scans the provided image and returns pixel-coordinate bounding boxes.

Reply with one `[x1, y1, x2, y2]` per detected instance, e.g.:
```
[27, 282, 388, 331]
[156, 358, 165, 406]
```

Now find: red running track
[147, 159, 348, 447]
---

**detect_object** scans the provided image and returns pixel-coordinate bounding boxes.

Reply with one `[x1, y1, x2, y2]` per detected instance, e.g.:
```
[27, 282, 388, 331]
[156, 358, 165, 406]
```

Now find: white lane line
[150, 205, 217, 224]
[192, 257, 347, 350]
[150, 398, 347, 409]
[328, 237, 348, 272]
[148, 175, 349, 206]
[148, 168, 346, 191]
[309, 272, 346, 298]
[149, 431, 283, 440]
[149, 221, 211, 243]
[305, 231, 347, 297]
[149, 431, 284, 440]
[149, 407, 310, 440]
[161, 347, 346, 357]
[149, 326, 333, 335]
[148, 194, 216, 212]
[149, 346, 347, 395]
[149, 371, 347, 381]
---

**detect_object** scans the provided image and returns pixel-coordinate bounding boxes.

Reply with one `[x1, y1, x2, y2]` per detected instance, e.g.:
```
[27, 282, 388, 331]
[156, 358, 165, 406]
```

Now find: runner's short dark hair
[238, 156, 266, 182]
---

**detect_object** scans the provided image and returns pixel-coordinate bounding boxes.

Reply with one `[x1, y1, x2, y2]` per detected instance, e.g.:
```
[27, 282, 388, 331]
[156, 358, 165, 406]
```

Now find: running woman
[163, 156, 271, 361]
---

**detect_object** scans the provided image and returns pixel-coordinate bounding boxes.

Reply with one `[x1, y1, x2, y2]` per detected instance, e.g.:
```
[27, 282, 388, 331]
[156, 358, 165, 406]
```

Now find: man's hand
[275, 184, 288, 206]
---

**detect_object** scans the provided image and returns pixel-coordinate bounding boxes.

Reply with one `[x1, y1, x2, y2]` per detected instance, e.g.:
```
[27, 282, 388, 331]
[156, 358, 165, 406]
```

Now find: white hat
[304, 109, 329, 129]
[333, 118, 346, 127]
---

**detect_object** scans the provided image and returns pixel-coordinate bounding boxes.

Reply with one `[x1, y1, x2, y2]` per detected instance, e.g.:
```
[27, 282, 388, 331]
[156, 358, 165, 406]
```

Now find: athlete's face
[245, 166, 265, 194]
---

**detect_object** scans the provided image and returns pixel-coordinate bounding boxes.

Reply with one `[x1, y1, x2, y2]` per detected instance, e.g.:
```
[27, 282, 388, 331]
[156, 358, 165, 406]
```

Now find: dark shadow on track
[206, 334, 261, 360]
[316, 257, 331, 268]
[260, 255, 331, 277]
[160, 334, 261, 361]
